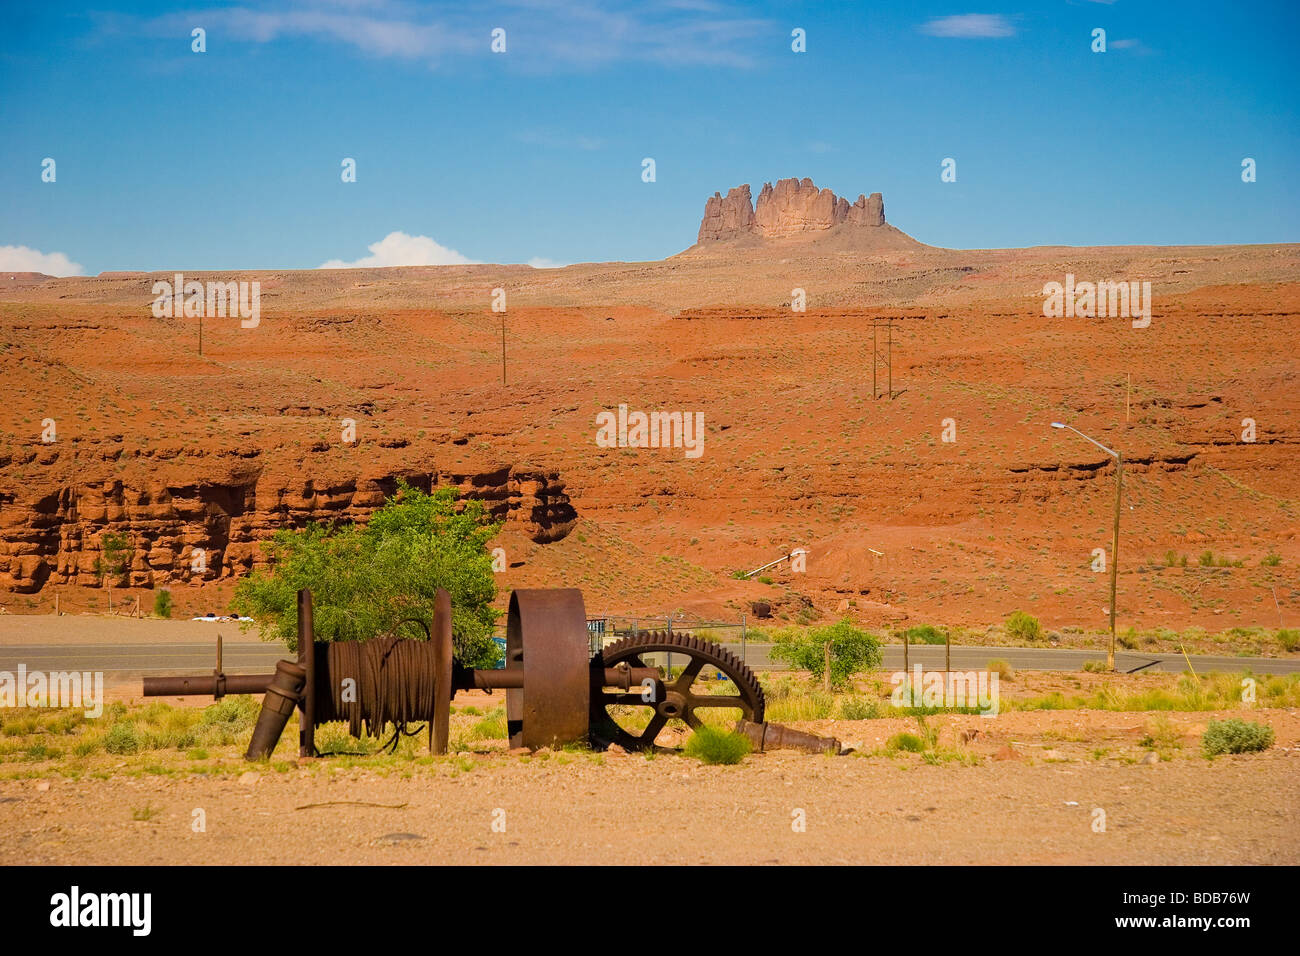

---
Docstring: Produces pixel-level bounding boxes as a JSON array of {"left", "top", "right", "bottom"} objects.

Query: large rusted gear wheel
[{"left": 591, "top": 631, "right": 765, "bottom": 752}]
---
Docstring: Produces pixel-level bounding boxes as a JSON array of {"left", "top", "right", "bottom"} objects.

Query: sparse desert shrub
[
  {"left": 988, "top": 659, "right": 1014, "bottom": 681},
  {"left": 1277, "top": 629, "right": 1299, "bottom": 653},
  {"left": 1202, "top": 718, "right": 1273, "bottom": 756},
  {"left": 838, "top": 697, "right": 879, "bottom": 720},
  {"left": 154, "top": 589, "right": 172, "bottom": 619},
  {"left": 886, "top": 732, "right": 926, "bottom": 753},
  {"left": 104, "top": 722, "right": 141, "bottom": 755},
  {"left": 684, "top": 726, "right": 751, "bottom": 765},
  {"left": 1004, "top": 610, "right": 1043, "bottom": 644},
  {"left": 1082, "top": 660, "right": 1109, "bottom": 673},
  {"left": 905, "top": 624, "right": 946, "bottom": 645},
  {"left": 1260, "top": 552, "right": 1281, "bottom": 567},
  {"left": 471, "top": 710, "right": 507, "bottom": 740}
]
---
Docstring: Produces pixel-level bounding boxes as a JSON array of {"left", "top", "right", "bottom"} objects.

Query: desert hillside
[{"left": 1, "top": 183, "right": 1297, "bottom": 642}]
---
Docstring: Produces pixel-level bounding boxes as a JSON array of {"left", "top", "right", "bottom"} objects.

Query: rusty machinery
[{"left": 143, "top": 586, "right": 842, "bottom": 759}]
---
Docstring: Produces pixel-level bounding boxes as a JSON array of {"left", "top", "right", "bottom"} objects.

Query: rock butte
[{"left": 697, "top": 177, "right": 885, "bottom": 242}]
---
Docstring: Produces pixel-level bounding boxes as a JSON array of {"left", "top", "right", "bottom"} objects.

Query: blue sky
[{"left": 2, "top": 0, "right": 1297, "bottom": 275}]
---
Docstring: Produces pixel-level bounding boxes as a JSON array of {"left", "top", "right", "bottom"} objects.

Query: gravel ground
[{"left": 2, "top": 726, "right": 1295, "bottom": 866}]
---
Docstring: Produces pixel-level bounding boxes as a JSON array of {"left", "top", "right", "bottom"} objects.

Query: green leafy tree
[
  {"left": 771, "top": 618, "right": 882, "bottom": 689},
  {"left": 95, "top": 531, "right": 132, "bottom": 587},
  {"left": 95, "top": 531, "right": 132, "bottom": 611},
  {"left": 233, "top": 483, "right": 502, "bottom": 667}
]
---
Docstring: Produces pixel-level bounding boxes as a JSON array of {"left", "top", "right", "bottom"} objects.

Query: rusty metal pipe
[
  {"left": 245, "top": 659, "right": 307, "bottom": 761},
  {"left": 143, "top": 674, "right": 275, "bottom": 697},
  {"left": 736, "top": 719, "right": 844, "bottom": 755},
  {"left": 466, "top": 666, "right": 659, "bottom": 691}
]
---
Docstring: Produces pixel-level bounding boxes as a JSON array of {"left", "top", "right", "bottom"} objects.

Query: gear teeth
[{"left": 597, "top": 629, "right": 766, "bottom": 734}]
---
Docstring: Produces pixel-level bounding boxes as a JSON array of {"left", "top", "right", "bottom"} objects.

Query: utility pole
[
  {"left": 872, "top": 318, "right": 896, "bottom": 400},
  {"left": 872, "top": 321, "right": 877, "bottom": 399},
  {"left": 1052, "top": 422, "right": 1124, "bottom": 671},
  {"left": 1109, "top": 453, "right": 1123, "bottom": 669},
  {"left": 887, "top": 318, "right": 893, "bottom": 400}
]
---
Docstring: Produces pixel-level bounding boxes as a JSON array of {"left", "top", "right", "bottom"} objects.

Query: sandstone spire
[{"left": 695, "top": 178, "right": 886, "bottom": 242}]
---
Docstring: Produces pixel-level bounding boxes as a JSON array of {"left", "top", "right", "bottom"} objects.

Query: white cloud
[
  {"left": 319, "top": 231, "right": 478, "bottom": 269},
  {"left": 919, "top": 14, "right": 1015, "bottom": 38},
  {"left": 133, "top": 1, "right": 772, "bottom": 69},
  {"left": 526, "top": 257, "right": 567, "bottom": 269},
  {"left": 0, "top": 245, "right": 84, "bottom": 276}
]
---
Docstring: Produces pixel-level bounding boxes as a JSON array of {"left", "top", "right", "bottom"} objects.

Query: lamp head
[{"left": 1050, "top": 422, "right": 1065, "bottom": 429}]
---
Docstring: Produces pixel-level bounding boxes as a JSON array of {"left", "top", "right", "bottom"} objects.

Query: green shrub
[
  {"left": 769, "top": 618, "right": 882, "bottom": 689},
  {"left": 905, "top": 624, "right": 946, "bottom": 645},
  {"left": 1261, "top": 552, "right": 1281, "bottom": 567},
  {"left": 104, "top": 722, "right": 141, "bottom": 755},
  {"left": 886, "top": 732, "right": 926, "bottom": 753},
  {"left": 1277, "top": 629, "right": 1299, "bottom": 653},
  {"left": 684, "top": 726, "right": 751, "bottom": 765},
  {"left": 154, "top": 589, "right": 172, "bottom": 619},
  {"left": 838, "top": 697, "right": 879, "bottom": 720},
  {"left": 1202, "top": 718, "right": 1274, "bottom": 756},
  {"left": 1004, "top": 610, "right": 1043, "bottom": 643}
]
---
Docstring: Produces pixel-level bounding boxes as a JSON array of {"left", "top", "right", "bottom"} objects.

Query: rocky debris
[{"left": 697, "top": 177, "right": 886, "bottom": 241}]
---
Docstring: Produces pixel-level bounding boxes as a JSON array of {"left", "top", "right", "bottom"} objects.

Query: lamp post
[{"left": 1051, "top": 422, "right": 1123, "bottom": 670}]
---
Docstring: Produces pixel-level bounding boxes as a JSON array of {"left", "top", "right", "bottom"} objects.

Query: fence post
[{"left": 741, "top": 612, "right": 747, "bottom": 665}]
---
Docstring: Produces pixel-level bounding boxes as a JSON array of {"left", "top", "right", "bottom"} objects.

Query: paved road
[
  {"left": 0, "top": 642, "right": 286, "bottom": 677},
  {"left": 730, "top": 643, "right": 1300, "bottom": 675},
  {"left": 2, "top": 641, "right": 1294, "bottom": 680}
]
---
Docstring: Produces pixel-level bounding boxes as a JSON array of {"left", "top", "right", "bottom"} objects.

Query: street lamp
[{"left": 1051, "top": 422, "right": 1124, "bottom": 671}]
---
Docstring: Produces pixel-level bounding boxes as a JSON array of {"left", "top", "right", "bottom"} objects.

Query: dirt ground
[{"left": 2, "top": 705, "right": 1295, "bottom": 866}]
